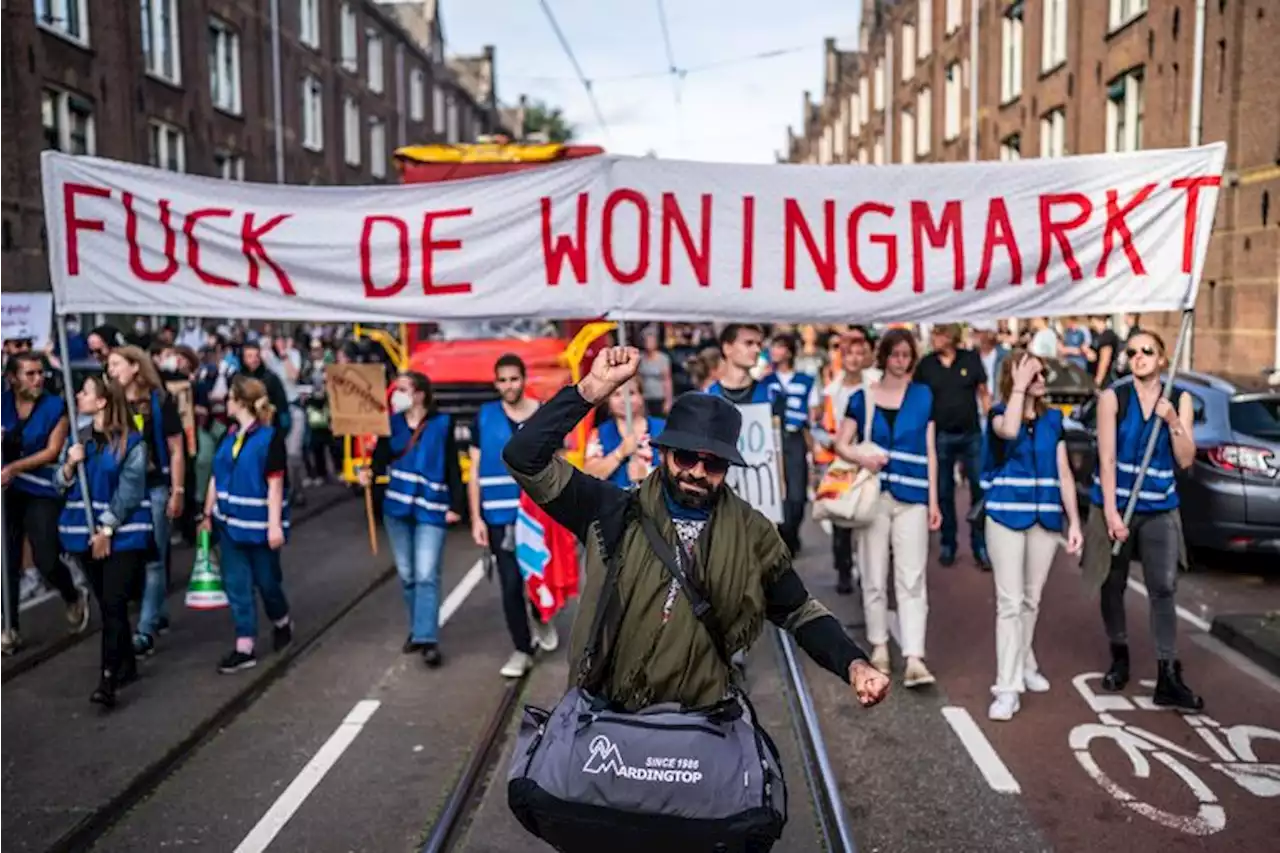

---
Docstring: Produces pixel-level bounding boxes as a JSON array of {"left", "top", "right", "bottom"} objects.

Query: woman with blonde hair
[
  {"left": 106, "top": 345, "right": 185, "bottom": 656},
  {"left": 979, "top": 350, "right": 1083, "bottom": 720},
  {"left": 200, "top": 375, "right": 292, "bottom": 673}
]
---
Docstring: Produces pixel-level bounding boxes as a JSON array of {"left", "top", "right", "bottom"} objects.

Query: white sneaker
[
  {"left": 532, "top": 619, "right": 559, "bottom": 652},
  {"left": 500, "top": 651, "right": 533, "bottom": 678},
  {"left": 1023, "top": 669, "right": 1051, "bottom": 693},
  {"left": 988, "top": 692, "right": 1021, "bottom": 721}
]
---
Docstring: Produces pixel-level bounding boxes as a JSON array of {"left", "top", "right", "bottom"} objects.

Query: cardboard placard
[{"left": 325, "top": 363, "right": 390, "bottom": 437}]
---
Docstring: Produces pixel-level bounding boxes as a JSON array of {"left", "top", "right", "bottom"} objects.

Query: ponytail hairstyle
[{"left": 230, "top": 375, "right": 275, "bottom": 426}]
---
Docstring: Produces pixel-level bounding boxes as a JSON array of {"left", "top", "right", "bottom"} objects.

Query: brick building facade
[
  {"left": 787, "top": 0, "right": 1279, "bottom": 374},
  {"left": 2, "top": 0, "right": 516, "bottom": 295}
]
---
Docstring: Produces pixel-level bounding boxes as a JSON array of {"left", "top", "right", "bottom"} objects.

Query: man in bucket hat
[{"left": 502, "top": 345, "right": 890, "bottom": 712}]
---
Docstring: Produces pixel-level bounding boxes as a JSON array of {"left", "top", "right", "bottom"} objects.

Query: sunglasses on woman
[
  {"left": 671, "top": 449, "right": 731, "bottom": 476},
  {"left": 1125, "top": 345, "right": 1157, "bottom": 359}
]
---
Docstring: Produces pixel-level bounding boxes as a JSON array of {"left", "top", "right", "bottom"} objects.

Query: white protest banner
[
  {"left": 1, "top": 293, "right": 53, "bottom": 347},
  {"left": 724, "top": 403, "right": 782, "bottom": 523},
  {"left": 42, "top": 144, "right": 1224, "bottom": 323}
]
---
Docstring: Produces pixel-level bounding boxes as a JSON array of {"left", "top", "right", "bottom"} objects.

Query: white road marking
[
  {"left": 1126, "top": 577, "right": 1212, "bottom": 632},
  {"left": 940, "top": 706, "right": 1022, "bottom": 794},
  {"left": 233, "top": 557, "right": 487, "bottom": 853}
]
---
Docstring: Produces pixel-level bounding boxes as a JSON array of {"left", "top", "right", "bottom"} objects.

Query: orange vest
[{"left": 813, "top": 392, "right": 840, "bottom": 466}]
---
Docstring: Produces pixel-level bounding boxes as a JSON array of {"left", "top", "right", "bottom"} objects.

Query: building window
[
  {"left": 901, "top": 23, "right": 916, "bottom": 81},
  {"left": 141, "top": 0, "right": 181, "bottom": 84},
  {"left": 446, "top": 93, "right": 459, "bottom": 143},
  {"left": 1000, "top": 2, "right": 1024, "bottom": 103},
  {"left": 302, "top": 75, "right": 323, "bottom": 151},
  {"left": 366, "top": 28, "right": 384, "bottom": 93},
  {"left": 858, "top": 76, "right": 870, "bottom": 124},
  {"left": 916, "top": 87, "right": 932, "bottom": 156},
  {"left": 370, "top": 118, "right": 387, "bottom": 178},
  {"left": 918, "top": 0, "right": 932, "bottom": 58},
  {"left": 849, "top": 92, "right": 862, "bottom": 133},
  {"left": 900, "top": 110, "right": 915, "bottom": 164},
  {"left": 944, "top": 62, "right": 961, "bottom": 141},
  {"left": 344, "top": 97, "right": 361, "bottom": 165},
  {"left": 299, "top": 0, "right": 321, "bottom": 49},
  {"left": 42, "top": 88, "right": 95, "bottom": 154},
  {"left": 873, "top": 134, "right": 885, "bottom": 165},
  {"left": 834, "top": 106, "right": 848, "bottom": 161},
  {"left": 1106, "top": 68, "right": 1144, "bottom": 153},
  {"left": 1039, "top": 107, "right": 1066, "bottom": 157},
  {"left": 873, "top": 58, "right": 885, "bottom": 110},
  {"left": 1108, "top": 0, "right": 1148, "bottom": 32},
  {"left": 410, "top": 68, "right": 426, "bottom": 121},
  {"left": 945, "top": 0, "right": 962, "bottom": 34},
  {"left": 148, "top": 120, "right": 185, "bottom": 172},
  {"left": 432, "top": 84, "right": 445, "bottom": 135},
  {"left": 1000, "top": 134, "right": 1021, "bottom": 161},
  {"left": 1042, "top": 0, "right": 1068, "bottom": 71},
  {"left": 214, "top": 151, "right": 245, "bottom": 180},
  {"left": 819, "top": 126, "right": 833, "bottom": 165},
  {"left": 35, "top": 0, "right": 89, "bottom": 45},
  {"left": 340, "top": 2, "right": 358, "bottom": 72},
  {"left": 209, "top": 19, "right": 242, "bottom": 115},
  {"left": 858, "top": 147, "right": 869, "bottom": 165}
]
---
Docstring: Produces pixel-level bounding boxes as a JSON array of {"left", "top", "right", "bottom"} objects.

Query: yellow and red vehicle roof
[{"left": 394, "top": 140, "right": 606, "bottom": 183}]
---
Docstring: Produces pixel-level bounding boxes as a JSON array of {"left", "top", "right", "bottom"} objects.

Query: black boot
[
  {"left": 1101, "top": 643, "right": 1129, "bottom": 692},
  {"left": 90, "top": 673, "right": 117, "bottom": 709},
  {"left": 1153, "top": 659, "right": 1204, "bottom": 711},
  {"left": 835, "top": 570, "right": 854, "bottom": 595}
]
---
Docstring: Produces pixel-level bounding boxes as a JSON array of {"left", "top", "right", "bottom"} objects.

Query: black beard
[{"left": 661, "top": 464, "right": 721, "bottom": 510}]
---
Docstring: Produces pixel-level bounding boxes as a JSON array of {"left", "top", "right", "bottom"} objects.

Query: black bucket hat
[{"left": 651, "top": 391, "right": 746, "bottom": 467}]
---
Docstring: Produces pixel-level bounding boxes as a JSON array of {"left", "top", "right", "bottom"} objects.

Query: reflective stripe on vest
[
  {"left": 382, "top": 412, "right": 452, "bottom": 525},
  {"left": 768, "top": 373, "right": 814, "bottom": 432},
  {"left": 212, "top": 423, "right": 292, "bottom": 545},
  {"left": 476, "top": 401, "right": 520, "bottom": 525},
  {"left": 979, "top": 407, "right": 1065, "bottom": 532},
  {"left": 1089, "top": 385, "right": 1180, "bottom": 514},
  {"left": 2, "top": 390, "right": 65, "bottom": 498},
  {"left": 57, "top": 433, "right": 154, "bottom": 553},
  {"left": 848, "top": 383, "right": 933, "bottom": 505}
]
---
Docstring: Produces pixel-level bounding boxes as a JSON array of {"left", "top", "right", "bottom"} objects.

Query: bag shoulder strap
[
  {"left": 576, "top": 493, "right": 635, "bottom": 690},
  {"left": 862, "top": 379, "right": 876, "bottom": 444},
  {"left": 638, "top": 513, "right": 733, "bottom": 670}
]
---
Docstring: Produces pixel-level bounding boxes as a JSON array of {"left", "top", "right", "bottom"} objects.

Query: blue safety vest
[
  {"left": 212, "top": 423, "right": 292, "bottom": 546},
  {"left": 761, "top": 372, "right": 814, "bottom": 433},
  {"left": 706, "top": 380, "right": 777, "bottom": 406},
  {"left": 1089, "top": 385, "right": 1180, "bottom": 514},
  {"left": 846, "top": 383, "right": 933, "bottom": 505},
  {"left": 596, "top": 416, "right": 666, "bottom": 487},
  {"left": 58, "top": 432, "right": 153, "bottom": 553},
  {"left": 2, "top": 390, "right": 66, "bottom": 498},
  {"left": 979, "top": 405, "right": 1065, "bottom": 532},
  {"left": 476, "top": 400, "right": 521, "bottom": 526},
  {"left": 383, "top": 412, "right": 452, "bottom": 526}
]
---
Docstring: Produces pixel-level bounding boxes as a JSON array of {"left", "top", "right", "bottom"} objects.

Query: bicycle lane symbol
[{"left": 1068, "top": 672, "right": 1280, "bottom": 837}]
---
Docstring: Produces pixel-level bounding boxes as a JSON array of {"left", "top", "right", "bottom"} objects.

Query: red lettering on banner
[
  {"left": 422, "top": 208, "right": 473, "bottom": 296},
  {"left": 1097, "top": 184, "right": 1156, "bottom": 279},
  {"left": 846, "top": 202, "right": 897, "bottom": 292},
  {"left": 1036, "top": 193, "right": 1092, "bottom": 284},
  {"left": 1172, "top": 176, "right": 1222, "bottom": 274},
  {"left": 741, "top": 196, "right": 756, "bottom": 290},
  {"left": 784, "top": 199, "right": 835, "bottom": 291},
  {"left": 976, "top": 198, "right": 1021, "bottom": 290},
  {"left": 123, "top": 192, "right": 179, "bottom": 283},
  {"left": 602, "top": 189, "right": 650, "bottom": 284},
  {"left": 63, "top": 183, "right": 110, "bottom": 276},
  {"left": 910, "top": 200, "right": 965, "bottom": 292},
  {"left": 660, "top": 193, "right": 711, "bottom": 286},
  {"left": 240, "top": 213, "right": 294, "bottom": 295},
  {"left": 361, "top": 215, "right": 410, "bottom": 297},
  {"left": 183, "top": 208, "right": 236, "bottom": 288},
  {"left": 542, "top": 194, "right": 589, "bottom": 285}
]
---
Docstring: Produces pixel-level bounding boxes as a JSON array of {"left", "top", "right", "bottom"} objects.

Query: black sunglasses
[
  {"left": 671, "top": 449, "right": 731, "bottom": 476},
  {"left": 1125, "top": 345, "right": 1157, "bottom": 359}
]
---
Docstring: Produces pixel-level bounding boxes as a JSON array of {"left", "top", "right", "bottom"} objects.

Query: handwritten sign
[
  {"left": 1, "top": 294, "right": 52, "bottom": 348},
  {"left": 724, "top": 403, "right": 782, "bottom": 523},
  {"left": 325, "top": 363, "right": 390, "bottom": 437}
]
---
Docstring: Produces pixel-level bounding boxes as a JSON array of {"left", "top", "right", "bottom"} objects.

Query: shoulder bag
[{"left": 812, "top": 380, "right": 883, "bottom": 529}]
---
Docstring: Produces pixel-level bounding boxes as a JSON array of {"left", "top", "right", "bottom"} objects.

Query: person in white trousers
[
  {"left": 835, "top": 329, "right": 942, "bottom": 687},
  {"left": 980, "top": 351, "right": 1083, "bottom": 721}
]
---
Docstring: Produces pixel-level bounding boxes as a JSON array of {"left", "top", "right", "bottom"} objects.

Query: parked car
[
  {"left": 1039, "top": 357, "right": 1097, "bottom": 414},
  {"left": 1062, "top": 371, "right": 1280, "bottom": 556}
]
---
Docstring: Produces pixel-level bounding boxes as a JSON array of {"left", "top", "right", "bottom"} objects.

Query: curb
[
  {"left": 1210, "top": 614, "right": 1280, "bottom": 679},
  {"left": 49, "top": 558, "right": 397, "bottom": 853}
]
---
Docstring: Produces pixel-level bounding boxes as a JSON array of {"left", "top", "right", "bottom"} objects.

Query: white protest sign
[
  {"left": 1, "top": 293, "right": 53, "bottom": 347},
  {"left": 724, "top": 403, "right": 782, "bottom": 523}
]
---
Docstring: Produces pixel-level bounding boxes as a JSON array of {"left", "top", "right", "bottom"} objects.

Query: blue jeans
[
  {"left": 936, "top": 430, "right": 986, "bottom": 554},
  {"left": 218, "top": 530, "right": 290, "bottom": 642},
  {"left": 137, "top": 483, "right": 171, "bottom": 637},
  {"left": 383, "top": 515, "right": 446, "bottom": 644}
]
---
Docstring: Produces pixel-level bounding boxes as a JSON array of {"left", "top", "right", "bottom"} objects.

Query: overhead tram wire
[
  {"left": 537, "top": 0, "right": 611, "bottom": 145},
  {"left": 655, "top": 0, "right": 682, "bottom": 106}
]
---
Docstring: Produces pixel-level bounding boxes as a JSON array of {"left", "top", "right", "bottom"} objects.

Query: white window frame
[
  {"left": 302, "top": 75, "right": 324, "bottom": 151},
  {"left": 1106, "top": 68, "right": 1144, "bottom": 153},
  {"left": 148, "top": 119, "right": 185, "bottom": 172},
  {"left": 344, "top": 96, "right": 361, "bottom": 166},
  {"left": 900, "top": 23, "right": 916, "bottom": 81},
  {"left": 849, "top": 91, "right": 862, "bottom": 134},
  {"left": 340, "top": 2, "right": 358, "bottom": 72},
  {"left": 873, "top": 59, "right": 885, "bottom": 110},
  {"left": 299, "top": 0, "right": 321, "bottom": 49},
  {"left": 858, "top": 147, "right": 869, "bottom": 165},
  {"left": 1000, "top": 134, "right": 1021, "bottom": 162},
  {"left": 432, "top": 84, "right": 446, "bottom": 135},
  {"left": 366, "top": 27, "right": 384, "bottom": 93},
  {"left": 1039, "top": 107, "right": 1066, "bottom": 157},
  {"left": 873, "top": 135, "right": 885, "bottom": 165},
  {"left": 214, "top": 151, "right": 245, "bottom": 180},
  {"left": 409, "top": 68, "right": 426, "bottom": 121},
  {"left": 899, "top": 109, "right": 916, "bottom": 164},
  {"left": 1041, "top": 0, "right": 1068, "bottom": 72},
  {"left": 370, "top": 118, "right": 387, "bottom": 178},
  {"left": 209, "top": 18, "right": 242, "bottom": 116},
  {"left": 142, "top": 0, "right": 182, "bottom": 85},
  {"left": 858, "top": 76, "right": 870, "bottom": 124},
  {"left": 916, "top": 87, "right": 932, "bottom": 156},
  {"left": 446, "top": 92, "right": 459, "bottom": 143},
  {"left": 42, "top": 87, "right": 96, "bottom": 155},
  {"left": 944, "top": 62, "right": 961, "bottom": 141},
  {"left": 35, "top": 0, "right": 90, "bottom": 46},
  {"left": 819, "top": 125, "right": 833, "bottom": 165},
  {"left": 945, "top": 0, "right": 962, "bottom": 34},
  {"left": 834, "top": 103, "right": 848, "bottom": 160},
  {"left": 1000, "top": 3, "right": 1024, "bottom": 103},
  {"left": 918, "top": 0, "right": 932, "bottom": 59},
  {"left": 1108, "top": 0, "right": 1148, "bottom": 33}
]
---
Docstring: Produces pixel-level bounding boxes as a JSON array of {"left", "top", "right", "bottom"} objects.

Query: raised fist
[{"left": 580, "top": 346, "right": 642, "bottom": 405}]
